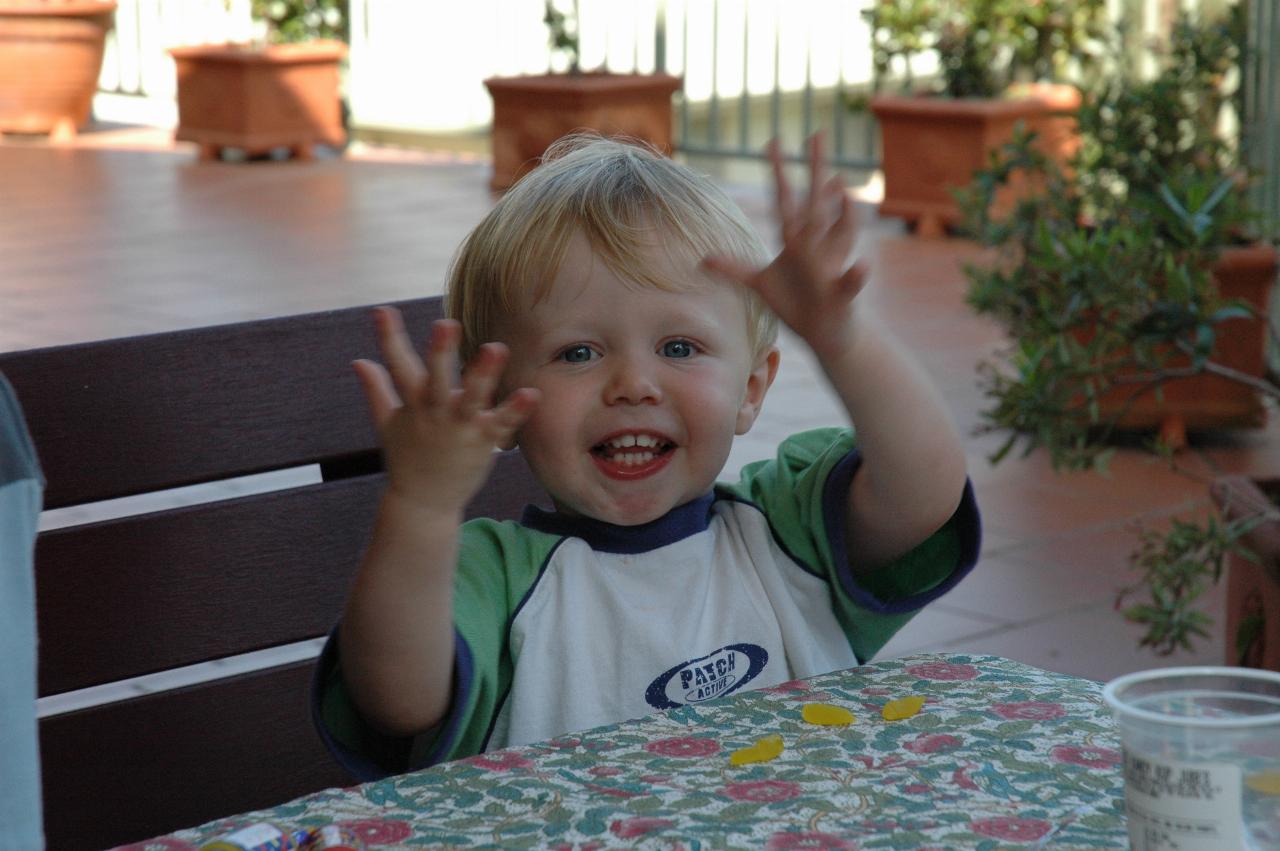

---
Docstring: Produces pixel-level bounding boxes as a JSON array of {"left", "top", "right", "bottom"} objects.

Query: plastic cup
[{"left": 1103, "top": 666, "right": 1280, "bottom": 850}]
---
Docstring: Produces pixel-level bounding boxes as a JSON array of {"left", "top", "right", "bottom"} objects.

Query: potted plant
[
  {"left": 863, "top": 0, "right": 1107, "bottom": 236},
  {"left": 960, "top": 4, "right": 1279, "bottom": 669},
  {"left": 1211, "top": 477, "right": 1280, "bottom": 670},
  {"left": 961, "top": 4, "right": 1275, "bottom": 447},
  {"left": 483, "top": 0, "right": 681, "bottom": 190},
  {"left": 169, "top": 0, "right": 347, "bottom": 161},
  {"left": 0, "top": 0, "right": 116, "bottom": 141}
]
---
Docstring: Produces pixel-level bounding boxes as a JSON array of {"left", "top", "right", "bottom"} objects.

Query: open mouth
[{"left": 591, "top": 432, "right": 676, "bottom": 479}]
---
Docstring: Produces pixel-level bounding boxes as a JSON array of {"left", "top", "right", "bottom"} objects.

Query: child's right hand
[{"left": 353, "top": 307, "right": 540, "bottom": 514}]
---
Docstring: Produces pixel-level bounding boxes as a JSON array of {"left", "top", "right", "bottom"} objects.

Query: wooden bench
[{"left": 0, "top": 297, "right": 549, "bottom": 850}]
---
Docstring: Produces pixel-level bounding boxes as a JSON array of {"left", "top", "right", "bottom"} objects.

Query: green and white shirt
[{"left": 314, "top": 427, "right": 981, "bottom": 779}]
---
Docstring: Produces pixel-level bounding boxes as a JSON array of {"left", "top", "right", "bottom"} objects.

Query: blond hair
[{"left": 445, "top": 133, "right": 777, "bottom": 362}]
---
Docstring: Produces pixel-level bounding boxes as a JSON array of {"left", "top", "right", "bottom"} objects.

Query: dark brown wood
[
  {"left": 36, "top": 449, "right": 546, "bottom": 696},
  {"left": 10, "top": 298, "right": 551, "bottom": 850},
  {"left": 39, "top": 661, "right": 350, "bottom": 851},
  {"left": 0, "top": 297, "right": 443, "bottom": 509}
]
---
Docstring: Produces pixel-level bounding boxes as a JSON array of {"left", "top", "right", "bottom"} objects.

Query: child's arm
[
  {"left": 703, "top": 135, "right": 967, "bottom": 573},
  {"left": 338, "top": 307, "right": 538, "bottom": 736}
]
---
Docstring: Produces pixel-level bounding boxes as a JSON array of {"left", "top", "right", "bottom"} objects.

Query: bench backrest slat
[
  {"left": 36, "top": 449, "right": 543, "bottom": 697},
  {"left": 0, "top": 297, "right": 551, "bottom": 850},
  {"left": 38, "top": 662, "right": 350, "bottom": 851},
  {"left": 2, "top": 299, "right": 442, "bottom": 509}
]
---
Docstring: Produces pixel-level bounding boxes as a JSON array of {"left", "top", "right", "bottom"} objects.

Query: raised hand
[
  {"left": 353, "top": 307, "right": 539, "bottom": 513},
  {"left": 702, "top": 133, "right": 866, "bottom": 360}
]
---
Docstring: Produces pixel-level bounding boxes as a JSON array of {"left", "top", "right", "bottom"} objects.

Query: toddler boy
[{"left": 314, "top": 134, "right": 979, "bottom": 778}]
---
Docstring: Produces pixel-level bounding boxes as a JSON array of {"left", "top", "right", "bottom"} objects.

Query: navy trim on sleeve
[
  {"left": 310, "top": 625, "right": 475, "bottom": 779},
  {"left": 415, "top": 627, "right": 475, "bottom": 768},
  {"left": 310, "top": 626, "right": 399, "bottom": 782},
  {"left": 823, "top": 451, "right": 981, "bottom": 614}
]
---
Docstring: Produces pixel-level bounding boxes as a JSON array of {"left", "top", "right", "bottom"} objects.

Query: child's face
[{"left": 495, "top": 231, "right": 778, "bottom": 526}]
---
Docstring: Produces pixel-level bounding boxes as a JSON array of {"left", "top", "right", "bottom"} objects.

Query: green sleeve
[
  {"left": 413, "top": 518, "right": 560, "bottom": 766},
  {"left": 312, "top": 518, "right": 559, "bottom": 778},
  {"left": 719, "top": 427, "right": 980, "bottom": 662}
]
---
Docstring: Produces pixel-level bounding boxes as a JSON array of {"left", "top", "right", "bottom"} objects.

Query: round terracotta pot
[{"left": 0, "top": 1, "right": 117, "bottom": 137}]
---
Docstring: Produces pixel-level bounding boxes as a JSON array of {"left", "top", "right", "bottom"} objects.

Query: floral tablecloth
[{"left": 129, "top": 654, "right": 1127, "bottom": 850}]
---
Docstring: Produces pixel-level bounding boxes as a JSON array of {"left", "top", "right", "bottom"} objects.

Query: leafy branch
[{"left": 958, "top": 4, "right": 1278, "bottom": 658}]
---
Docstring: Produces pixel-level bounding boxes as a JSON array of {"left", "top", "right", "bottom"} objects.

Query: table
[{"left": 135, "top": 654, "right": 1128, "bottom": 849}]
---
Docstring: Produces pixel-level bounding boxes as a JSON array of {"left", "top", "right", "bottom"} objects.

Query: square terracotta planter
[
  {"left": 870, "top": 83, "right": 1081, "bottom": 237},
  {"left": 1092, "top": 242, "right": 1278, "bottom": 439},
  {"left": 170, "top": 40, "right": 346, "bottom": 161},
  {"left": 0, "top": 1, "right": 116, "bottom": 140},
  {"left": 1211, "top": 475, "right": 1280, "bottom": 671},
  {"left": 484, "top": 71, "right": 681, "bottom": 191}
]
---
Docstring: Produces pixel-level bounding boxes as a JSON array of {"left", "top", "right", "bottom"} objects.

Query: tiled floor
[{"left": 5, "top": 119, "right": 1277, "bottom": 702}]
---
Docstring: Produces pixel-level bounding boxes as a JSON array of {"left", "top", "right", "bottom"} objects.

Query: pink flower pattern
[
  {"left": 971, "top": 816, "right": 1053, "bottom": 841},
  {"left": 464, "top": 751, "right": 534, "bottom": 771},
  {"left": 765, "top": 831, "right": 859, "bottom": 849},
  {"left": 610, "top": 817, "right": 675, "bottom": 838},
  {"left": 906, "top": 662, "right": 980, "bottom": 681},
  {"left": 338, "top": 819, "right": 414, "bottom": 845},
  {"left": 1051, "top": 745, "right": 1121, "bottom": 768},
  {"left": 723, "top": 780, "right": 804, "bottom": 803},
  {"left": 904, "top": 733, "right": 963, "bottom": 754},
  {"left": 992, "top": 701, "right": 1067, "bottom": 720},
  {"left": 644, "top": 736, "right": 721, "bottom": 758},
  {"left": 588, "top": 765, "right": 623, "bottom": 776}
]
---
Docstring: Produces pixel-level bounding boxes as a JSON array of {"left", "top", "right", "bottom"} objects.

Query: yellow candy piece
[
  {"left": 801, "top": 702, "right": 855, "bottom": 726},
  {"left": 881, "top": 695, "right": 926, "bottom": 721},
  {"left": 1246, "top": 772, "right": 1280, "bottom": 796},
  {"left": 729, "top": 733, "right": 784, "bottom": 765}
]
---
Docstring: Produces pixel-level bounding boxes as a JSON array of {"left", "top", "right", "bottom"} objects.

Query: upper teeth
[{"left": 606, "top": 434, "right": 660, "bottom": 449}]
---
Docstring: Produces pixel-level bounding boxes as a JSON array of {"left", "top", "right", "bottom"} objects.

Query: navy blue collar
[{"left": 521, "top": 492, "right": 716, "bottom": 554}]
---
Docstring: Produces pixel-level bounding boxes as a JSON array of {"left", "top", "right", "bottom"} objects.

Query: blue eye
[
  {"left": 662, "top": 340, "right": 695, "bottom": 358},
  {"left": 559, "top": 345, "right": 595, "bottom": 363}
]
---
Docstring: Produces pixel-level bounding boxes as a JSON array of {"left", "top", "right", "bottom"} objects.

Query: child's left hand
[{"left": 702, "top": 133, "right": 865, "bottom": 361}]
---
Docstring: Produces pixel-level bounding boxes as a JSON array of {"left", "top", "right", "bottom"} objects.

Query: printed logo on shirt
[{"left": 643, "top": 643, "right": 769, "bottom": 710}]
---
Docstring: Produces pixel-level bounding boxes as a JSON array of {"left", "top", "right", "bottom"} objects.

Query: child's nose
[{"left": 603, "top": 355, "right": 662, "bottom": 405}]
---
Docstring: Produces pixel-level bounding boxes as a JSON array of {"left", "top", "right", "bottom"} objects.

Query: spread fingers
[
  {"left": 374, "top": 306, "right": 428, "bottom": 398},
  {"left": 424, "top": 319, "right": 463, "bottom": 407},
  {"left": 458, "top": 342, "right": 508, "bottom": 418}
]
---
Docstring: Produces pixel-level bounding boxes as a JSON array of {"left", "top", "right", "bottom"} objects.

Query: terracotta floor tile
[
  {"left": 872, "top": 606, "right": 1005, "bottom": 661},
  {"left": 935, "top": 593, "right": 1227, "bottom": 683},
  {"left": 973, "top": 474, "right": 1144, "bottom": 542},
  {"left": 931, "top": 554, "right": 1126, "bottom": 626},
  {"left": 1044, "top": 450, "right": 1217, "bottom": 516}
]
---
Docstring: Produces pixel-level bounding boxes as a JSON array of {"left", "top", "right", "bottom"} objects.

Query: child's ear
[{"left": 735, "top": 346, "right": 781, "bottom": 435}]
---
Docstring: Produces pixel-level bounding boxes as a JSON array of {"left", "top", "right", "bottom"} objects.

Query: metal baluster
[
  {"left": 709, "top": 0, "right": 720, "bottom": 149},
  {"left": 738, "top": 3, "right": 750, "bottom": 154}
]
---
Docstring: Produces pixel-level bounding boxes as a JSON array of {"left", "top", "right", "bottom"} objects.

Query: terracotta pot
[
  {"left": 484, "top": 71, "right": 682, "bottom": 191},
  {"left": 870, "top": 83, "right": 1080, "bottom": 237},
  {"left": 0, "top": 1, "right": 116, "bottom": 139},
  {"left": 1210, "top": 475, "right": 1280, "bottom": 671},
  {"left": 169, "top": 40, "right": 347, "bottom": 161},
  {"left": 1090, "top": 242, "right": 1277, "bottom": 439}
]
